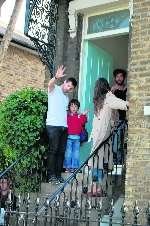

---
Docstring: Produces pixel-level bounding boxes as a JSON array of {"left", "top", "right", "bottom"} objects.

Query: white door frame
[
  {"left": 84, "top": 27, "right": 129, "bottom": 40},
  {"left": 78, "top": 8, "right": 129, "bottom": 106}
]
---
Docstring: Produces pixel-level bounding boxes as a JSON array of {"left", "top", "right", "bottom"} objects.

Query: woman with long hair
[
  {"left": 88, "top": 78, "right": 128, "bottom": 196},
  {"left": 91, "top": 77, "right": 128, "bottom": 170}
]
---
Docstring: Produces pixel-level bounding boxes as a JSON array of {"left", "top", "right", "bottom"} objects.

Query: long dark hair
[{"left": 93, "top": 78, "right": 110, "bottom": 115}]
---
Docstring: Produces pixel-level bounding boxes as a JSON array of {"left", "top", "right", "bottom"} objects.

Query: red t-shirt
[{"left": 67, "top": 113, "right": 87, "bottom": 135}]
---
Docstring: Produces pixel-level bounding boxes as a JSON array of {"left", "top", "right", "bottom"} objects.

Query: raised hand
[
  {"left": 83, "top": 109, "right": 90, "bottom": 115},
  {"left": 55, "top": 65, "right": 66, "bottom": 79}
]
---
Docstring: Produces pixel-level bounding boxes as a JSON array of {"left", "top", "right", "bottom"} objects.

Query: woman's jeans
[
  {"left": 46, "top": 125, "right": 68, "bottom": 178},
  {"left": 64, "top": 138, "right": 80, "bottom": 169}
]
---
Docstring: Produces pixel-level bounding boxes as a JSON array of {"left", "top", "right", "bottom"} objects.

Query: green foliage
[{"left": 0, "top": 88, "right": 48, "bottom": 192}]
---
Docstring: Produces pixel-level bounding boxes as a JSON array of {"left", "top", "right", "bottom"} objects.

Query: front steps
[{"left": 4, "top": 166, "right": 125, "bottom": 226}]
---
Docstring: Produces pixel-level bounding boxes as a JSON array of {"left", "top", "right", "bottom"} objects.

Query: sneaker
[
  {"left": 65, "top": 169, "right": 70, "bottom": 173},
  {"left": 57, "top": 176, "right": 65, "bottom": 183},
  {"left": 48, "top": 175, "right": 58, "bottom": 183}
]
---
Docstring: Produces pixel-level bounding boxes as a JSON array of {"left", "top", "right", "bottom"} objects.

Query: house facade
[{"left": 0, "top": 0, "right": 149, "bottom": 210}]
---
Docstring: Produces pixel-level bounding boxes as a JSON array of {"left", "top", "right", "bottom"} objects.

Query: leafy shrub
[{"left": 0, "top": 88, "right": 48, "bottom": 192}]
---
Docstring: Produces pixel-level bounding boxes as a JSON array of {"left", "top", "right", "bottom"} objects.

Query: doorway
[{"left": 79, "top": 34, "right": 129, "bottom": 164}]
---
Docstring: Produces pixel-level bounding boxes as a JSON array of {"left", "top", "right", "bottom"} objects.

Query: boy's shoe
[
  {"left": 48, "top": 175, "right": 58, "bottom": 183},
  {"left": 57, "top": 176, "right": 65, "bottom": 183},
  {"left": 65, "top": 169, "right": 70, "bottom": 173}
]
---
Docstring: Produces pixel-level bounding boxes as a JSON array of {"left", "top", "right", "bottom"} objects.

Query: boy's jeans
[{"left": 64, "top": 138, "right": 80, "bottom": 169}]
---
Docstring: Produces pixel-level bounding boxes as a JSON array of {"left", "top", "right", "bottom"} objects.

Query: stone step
[{"left": 16, "top": 164, "right": 123, "bottom": 212}]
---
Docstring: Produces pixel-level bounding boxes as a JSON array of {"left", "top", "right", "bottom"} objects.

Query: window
[{"left": 87, "top": 10, "right": 129, "bottom": 34}]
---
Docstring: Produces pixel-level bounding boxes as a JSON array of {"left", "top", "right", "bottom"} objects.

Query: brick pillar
[{"left": 125, "top": 0, "right": 150, "bottom": 216}]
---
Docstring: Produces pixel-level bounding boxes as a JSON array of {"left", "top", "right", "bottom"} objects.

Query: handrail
[
  {"left": 0, "top": 145, "right": 35, "bottom": 179},
  {"left": 37, "top": 120, "right": 127, "bottom": 214}
]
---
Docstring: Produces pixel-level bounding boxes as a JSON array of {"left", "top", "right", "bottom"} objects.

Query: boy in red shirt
[{"left": 64, "top": 99, "right": 88, "bottom": 172}]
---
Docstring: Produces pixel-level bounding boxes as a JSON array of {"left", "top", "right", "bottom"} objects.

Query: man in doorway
[
  {"left": 111, "top": 69, "right": 127, "bottom": 164},
  {"left": 111, "top": 68, "right": 127, "bottom": 120},
  {"left": 46, "top": 65, "right": 77, "bottom": 184}
]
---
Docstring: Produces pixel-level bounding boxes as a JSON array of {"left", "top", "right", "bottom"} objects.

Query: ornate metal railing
[
  {"left": 1, "top": 120, "right": 140, "bottom": 226},
  {"left": 2, "top": 198, "right": 150, "bottom": 226},
  {"left": 24, "top": 0, "right": 59, "bottom": 77},
  {"left": 0, "top": 141, "right": 47, "bottom": 221}
]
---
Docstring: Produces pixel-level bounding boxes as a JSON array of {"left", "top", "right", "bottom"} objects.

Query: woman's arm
[{"left": 106, "top": 92, "right": 129, "bottom": 110}]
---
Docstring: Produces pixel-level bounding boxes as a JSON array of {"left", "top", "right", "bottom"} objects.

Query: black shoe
[
  {"left": 57, "top": 176, "right": 65, "bottom": 183},
  {"left": 48, "top": 175, "right": 58, "bottom": 183}
]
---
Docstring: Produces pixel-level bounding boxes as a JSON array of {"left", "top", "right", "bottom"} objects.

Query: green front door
[{"left": 79, "top": 40, "right": 113, "bottom": 164}]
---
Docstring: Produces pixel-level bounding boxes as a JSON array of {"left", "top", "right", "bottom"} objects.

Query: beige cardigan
[{"left": 91, "top": 91, "right": 128, "bottom": 151}]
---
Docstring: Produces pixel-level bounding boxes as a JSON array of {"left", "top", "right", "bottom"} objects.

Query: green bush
[{"left": 0, "top": 88, "right": 48, "bottom": 192}]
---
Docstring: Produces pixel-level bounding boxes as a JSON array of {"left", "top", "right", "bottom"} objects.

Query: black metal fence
[
  {"left": 1, "top": 195, "right": 150, "bottom": 226},
  {"left": 2, "top": 121, "right": 149, "bottom": 226}
]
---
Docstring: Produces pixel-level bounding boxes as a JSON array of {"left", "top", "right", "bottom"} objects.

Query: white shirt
[{"left": 46, "top": 85, "right": 69, "bottom": 127}]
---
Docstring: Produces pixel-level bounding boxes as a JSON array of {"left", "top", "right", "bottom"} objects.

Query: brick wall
[
  {"left": 0, "top": 45, "right": 45, "bottom": 100},
  {"left": 125, "top": 0, "right": 150, "bottom": 213}
]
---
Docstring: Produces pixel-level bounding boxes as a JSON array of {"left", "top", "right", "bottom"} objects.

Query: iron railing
[
  {"left": 0, "top": 120, "right": 140, "bottom": 226},
  {"left": 24, "top": 0, "right": 59, "bottom": 77}
]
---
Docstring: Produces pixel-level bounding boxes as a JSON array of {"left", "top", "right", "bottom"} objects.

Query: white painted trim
[
  {"left": 84, "top": 28, "right": 129, "bottom": 40},
  {"left": 68, "top": 0, "right": 128, "bottom": 37},
  {"left": 78, "top": 40, "right": 86, "bottom": 110},
  {"left": 69, "top": 0, "right": 120, "bottom": 12},
  {"left": 78, "top": 14, "right": 88, "bottom": 107}
]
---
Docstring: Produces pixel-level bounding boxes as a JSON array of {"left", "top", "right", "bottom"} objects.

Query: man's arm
[{"left": 48, "top": 65, "right": 66, "bottom": 92}]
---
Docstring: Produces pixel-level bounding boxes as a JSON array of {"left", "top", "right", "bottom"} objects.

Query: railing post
[
  {"left": 32, "top": 197, "right": 40, "bottom": 226},
  {"left": 15, "top": 194, "right": 21, "bottom": 226},
  {"left": 121, "top": 202, "right": 127, "bottom": 226},
  {"left": 109, "top": 199, "right": 114, "bottom": 226},
  {"left": 73, "top": 198, "right": 80, "bottom": 226},
  {"left": 97, "top": 198, "right": 102, "bottom": 226},
  {"left": 4, "top": 190, "right": 13, "bottom": 226},
  {"left": 85, "top": 199, "right": 91, "bottom": 226},
  {"left": 44, "top": 198, "right": 49, "bottom": 226},
  {"left": 133, "top": 201, "right": 139, "bottom": 226},
  {"left": 63, "top": 197, "right": 71, "bottom": 226},
  {"left": 54, "top": 195, "right": 60, "bottom": 226},
  {"left": 146, "top": 202, "right": 150, "bottom": 226},
  {"left": 25, "top": 193, "right": 30, "bottom": 226}
]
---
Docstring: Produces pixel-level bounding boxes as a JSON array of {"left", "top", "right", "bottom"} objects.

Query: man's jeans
[
  {"left": 112, "top": 120, "right": 125, "bottom": 164},
  {"left": 64, "top": 138, "right": 80, "bottom": 169},
  {"left": 46, "top": 125, "right": 68, "bottom": 178}
]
